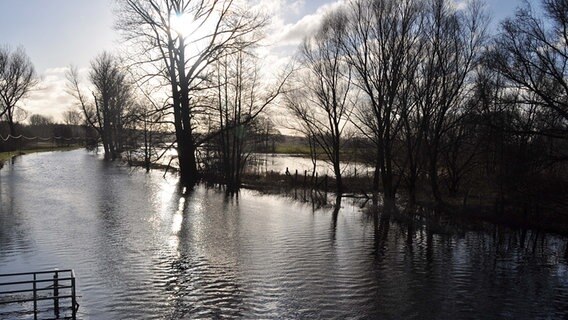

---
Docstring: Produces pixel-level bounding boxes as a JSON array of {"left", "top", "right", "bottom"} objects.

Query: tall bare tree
[
  {"left": 287, "top": 12, "right": 353, "bottom": 193},
  {"left": 116, "top": 0, "right": 266, "bottom": 187},
  {"left": 210, "top": 47, "right": 285, "bottom": 192},
  {"left": 341, "top": 0, "right": 424, "bottom": 205},
  {"left": 0, "top": 46, "right": 38, "bottom": 139},
  {"left": 414, "top": 0, "right": 488, "bottom": 204},
  {"left": 67, "top": 52, "right": 133, "bottom": 160}
]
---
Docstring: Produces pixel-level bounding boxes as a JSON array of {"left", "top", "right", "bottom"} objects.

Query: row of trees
[
  {"left": 66, "top": 0, "right": 567, "bottom": 206},
  {"left": 4, "top": 0, "right": 566, "bottom": 207},
  {"left": 286, "top": 0, "right": 567, "bottom": 208},
  {"left": 287, "top": 0, "right": 487, "bottom": 205},
  {"left": 62, "top": 0, "right": 287, "bottom": 190},
  {"left": 0, "top": 46, "right": 89, "bottom": 151}
]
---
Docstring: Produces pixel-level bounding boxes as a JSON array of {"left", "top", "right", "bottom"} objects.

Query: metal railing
[{"left": 0, "top": 269, "right": 79, "bottom": 319}]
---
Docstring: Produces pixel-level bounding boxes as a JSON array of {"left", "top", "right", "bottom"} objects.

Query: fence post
[
  {"left": 324, "top": 175, "right": 328, "bottom": 205},
  {"left": 315, "top": 172, "right": 318, "bottom": 188},
  {"left": 33, "top": 273, "right": 37, "bottom": 320},
  {"left": 53, "top": 270, "right": 59, "bottom": 318}
]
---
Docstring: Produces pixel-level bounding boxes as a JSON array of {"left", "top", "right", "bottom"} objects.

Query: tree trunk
[{"left": 429, "top": 151, "right": 443, "bottom": 205}]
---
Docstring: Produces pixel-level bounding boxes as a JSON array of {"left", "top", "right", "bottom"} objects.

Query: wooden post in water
[
  {"left": 303, "top": 170, "right": 307, "bottom": 200},
  {"left": 315, "top": 172, "right": 318, "bottom": 189},
  {"left": 294, "top": 169, "right": 298, "bottom": 200},
  {"left": 324, "top": 175, "right": 328, "bottom": 204},
  {"left": 53, "top": 271, "right": 59, "bottom": 318}
]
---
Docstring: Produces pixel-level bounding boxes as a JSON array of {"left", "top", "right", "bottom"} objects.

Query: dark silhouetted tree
[
  {"left": 67, "top": 52, "right": 133, "bottom": 160},
  {"left": 286, "top": 12, "right": 353, "bottom": 194},
  {"left": 116, "top": 0, "right": 267, "bottom": 187},
  {"left": 0, "top": 46, "right": 38, "bottom": 139}
]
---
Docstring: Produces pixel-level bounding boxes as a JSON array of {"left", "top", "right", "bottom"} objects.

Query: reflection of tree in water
[
  {"left": 0, "top": 164, "right": 33, "bottom": 265},
  {"left": 357, "top": 197, "right": 568, "bottom": 318},
  {"left": 330, "top": 195, "right": 341, "bottom": 243}
]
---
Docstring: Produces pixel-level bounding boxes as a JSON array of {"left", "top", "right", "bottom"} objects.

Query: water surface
[{"left": 0, "top": 150, "right": 567, "bottom": 319}]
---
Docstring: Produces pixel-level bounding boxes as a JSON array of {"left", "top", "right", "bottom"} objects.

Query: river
[{"left": 0, "top": 149, "right": 567, "bottom": 319}]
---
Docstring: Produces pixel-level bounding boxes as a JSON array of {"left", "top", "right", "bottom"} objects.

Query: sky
[{"left": 0, "top": 0, "right": 527, "bottom": 122}]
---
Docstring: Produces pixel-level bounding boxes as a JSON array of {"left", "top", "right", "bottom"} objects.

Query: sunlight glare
[
  {"left": 171, "top": 197, "right": 185, "bottom": 234},
  {"left": 170, "top": 11, "right": 221, "bottom": 56},
  {"left": 171, "top": 13, "right": 195, "bottom": 37}
]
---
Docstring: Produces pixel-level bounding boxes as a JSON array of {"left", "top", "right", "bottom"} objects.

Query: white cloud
[
  {"left": 289, "top": 0, "right": 305, "bottom": 15},
  {"left": 264, "top": 0, "right": 344, "bottom": 48},
  {"left": 21, "top": 67, "right": 81, "bottom": 123}
]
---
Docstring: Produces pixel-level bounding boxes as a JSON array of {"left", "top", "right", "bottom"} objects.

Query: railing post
[
  {"left": 71, "top": 273, "right": 77, "bottom": 320},
  {"left": 33, "top": 273, "right": 37, "bottom": 320},
  {"left": 53, "top": 270, "right": 59, "bottom": 318}
]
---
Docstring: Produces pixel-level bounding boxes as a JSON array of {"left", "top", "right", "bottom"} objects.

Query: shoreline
[{"left": 0, "top": 146, "right": 83, "bottom": 169}]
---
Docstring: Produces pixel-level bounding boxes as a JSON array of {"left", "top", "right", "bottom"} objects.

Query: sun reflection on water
[{"left": 172, "top": 197, "right": 185, "bottom": 234}]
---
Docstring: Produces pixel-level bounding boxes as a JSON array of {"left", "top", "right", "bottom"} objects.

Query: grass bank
[{"left": 0, "top": 146, "right": 82, "bottom": 167}]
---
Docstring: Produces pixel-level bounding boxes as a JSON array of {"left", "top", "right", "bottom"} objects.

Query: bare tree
[
  {"left": 0, "top": 46, "right": 38, "bottom": 138},
  {"left": 202, "top": 40, "right": 290, "bottom": 192},
  {"left": 414, "top": 0, "right": 488, "bottom": 204},
  {"left": 286, "top": 12, "right": 353, "bottom": 194},
  {"left": 29, "top": 114, "right": 53, "bottom": 126},
  {"left": 490, "top": 0, "right": 568, "bottom": 139},
  {"left": 63, "top": 109, "right": 84, "bottom": 126},
  {"left": 116, "top": 0, "right": 267, "bottom": 187},
  {"left": 341, "top": 0, "right": 424, "bottom": 205},
  {"left": 66, "top": 52, "right": 133, "bottom": 160}
]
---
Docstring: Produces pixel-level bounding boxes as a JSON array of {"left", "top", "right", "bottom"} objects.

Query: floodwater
[
  {"left": 0, "top": 149, "right": 567, "bottom": 319},
  {"left": 248, "top": 153, "right": 372, "bottom": 177},
  {"left": 151, "top": 150, "right": 372, "bottom": 177}
]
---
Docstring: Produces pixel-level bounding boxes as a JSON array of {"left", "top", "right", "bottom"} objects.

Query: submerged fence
[{"left": 0, "top": 269, "right": 79, "bottom": 319}]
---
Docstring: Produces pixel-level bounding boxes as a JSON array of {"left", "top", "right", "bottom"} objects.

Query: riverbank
[
  {"left": 0, "top": 146, "right": 83, "bottom": 169},
  {"left": 121, "top": 150, "right": 568, "bottom": 235}
]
